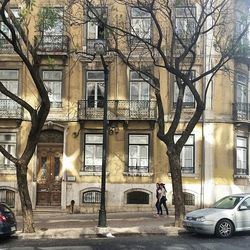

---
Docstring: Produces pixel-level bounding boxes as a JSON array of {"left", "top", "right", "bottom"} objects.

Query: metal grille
[
  {"left": 0, "top": 100, "right": 23, "bottom": 119},
  {"left": 233, "top": 103, "right": 250, "bottom": 121},
  {"left": 78, "top": 100, "right": 157, "bottom": 120},
  {"left": 0, "top": 189, "right": 15, "bottom": 208},
  {"left": 35, "top": 35, "right": 69, "bottom": 53},
  {"left": 82, "top": 191, "right": 101, "bottom": 203}
]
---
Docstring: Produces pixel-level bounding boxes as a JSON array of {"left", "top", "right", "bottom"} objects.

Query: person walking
[
  {"left": 158, "top": 183, "right": 169, "bottom": 216},
  {"left": 155, "top": 183, "right": 162, "bottom": 216}
]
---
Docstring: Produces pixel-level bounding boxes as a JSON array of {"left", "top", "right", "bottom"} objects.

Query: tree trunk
[
  {"left": 16, "top": 164, "right": 35, "bottom": 233},
  {"left": 167, "top": 151, "right": 185, "bottom": 227}
]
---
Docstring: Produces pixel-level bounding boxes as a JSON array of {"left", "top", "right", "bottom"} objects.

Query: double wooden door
[{"left": 36, "top": 145, "right": 63, "bottom": 206}]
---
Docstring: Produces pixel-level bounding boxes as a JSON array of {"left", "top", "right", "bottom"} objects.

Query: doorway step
[{"left": 34, "top": 206, "right": 65, "bottom": 214}]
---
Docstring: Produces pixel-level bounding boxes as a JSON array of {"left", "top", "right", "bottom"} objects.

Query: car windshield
[{"left": 211, "top": 196, "right": 244, "bottom": 209}]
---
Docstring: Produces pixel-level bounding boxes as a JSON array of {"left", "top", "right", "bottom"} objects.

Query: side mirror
[{"left": 239, "top": 205, "right": 248, "bottom": 211}]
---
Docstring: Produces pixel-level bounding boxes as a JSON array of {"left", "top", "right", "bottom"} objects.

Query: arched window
[
  {"left": 0, "top": 189, "right": 15, "bottom": 207},
  {"left": 172, "top": 192, "right": 195, "bottom": 206},
  {"left": 127, "top": 191, "right": 149, "bottom": 204},
  {"left": 82, "top": 191, "right": 101, "bottom": 204}
]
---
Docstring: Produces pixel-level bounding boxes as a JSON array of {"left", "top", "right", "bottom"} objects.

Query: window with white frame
[
  {"left": 128, "top": 134, "right": 149, "bottom": 173},
  {"left": 0, "top": 8, "right": 20, "bottom": 40},
  {"left": 87, "top": 7, "right": 107, "bottom": 52},
  {"left": 130, "top": 7, "right": 151, "bottom": 43},
  {"left": 236, "top": 73, "right": 248, "bottom": 103},
  {"left": 174, "top": 134, "right": 195, "bottom": 174},
  {"left": 0, "top": 133, "right": 16, "bottom": 170},
  {"left": 86, "top": 71, "right": 104, "bottom": 108},
  {"left": 130, "top": 71, "right": 150, "bottom": 101},
  {"left": 235, "top": 7, "right": 250, "bottom": 50},
  {"left": 0, "top": 70, "right": 19, "bottom": 109},
  {"left": 173, "top": 71, "right": 195, "bottom": 108},
  {"left": 175, "top": 6, "right": 196, "bottom": 39},
  {"left": 42, "top": 70, "right": 63, "bottom": 108},
  {"left": 236, "top": 136, "right": 248, "bottom": 175},
  {"left": 83, "top": 134, "right": 103, "bottom": 172},
  {"left": 40, "top": 7, "right": 64, "bottom": 50}
]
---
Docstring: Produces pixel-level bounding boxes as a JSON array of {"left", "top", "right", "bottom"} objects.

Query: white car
[{"left": 183, "top": 193, "right": 250, "bottom": 238}]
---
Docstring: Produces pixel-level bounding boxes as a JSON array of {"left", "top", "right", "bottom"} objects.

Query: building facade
[{"left": 0, "top": 0, "right": 249, "bottom": 214}]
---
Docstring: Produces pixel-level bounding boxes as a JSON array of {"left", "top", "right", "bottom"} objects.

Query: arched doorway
[{"left": 36, "top": 129, "right": 63, "bottom": 206}]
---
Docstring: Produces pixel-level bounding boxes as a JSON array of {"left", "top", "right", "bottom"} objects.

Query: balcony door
[
  {"left": 36, "top": 145, "right": 63, "bottom": 206},
  {"left": 129, "top": 71, "right": 150, "bottom": 118}
]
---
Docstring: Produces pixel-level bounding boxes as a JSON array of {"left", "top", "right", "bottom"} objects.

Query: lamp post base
[{"left": 98, "top": 209, "right": 107, "bottom": 227}]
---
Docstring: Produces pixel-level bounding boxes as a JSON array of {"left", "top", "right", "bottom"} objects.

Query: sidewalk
[{"left": 15, "top": 211, "right": 186, "bottom": 239}]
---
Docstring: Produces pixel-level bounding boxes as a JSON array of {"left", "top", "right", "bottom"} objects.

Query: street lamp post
[{"left": 94, "top": 41, "right": 109, "bottom": 227}]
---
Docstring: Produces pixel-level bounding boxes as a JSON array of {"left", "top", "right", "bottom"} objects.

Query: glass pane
[
  {"left": 85, "top": 134, "right": 103, "bottom": 144},
  {"left": 237, "top": 137, "right": 247, "bottom": 147},
  {"left": 43, "top": 71, "right": 62, "bottom": 80},
  {"left": 0, "top": 134, "right": 16, "bottom": 144},
  {"left": 87, "top": 22, "right": 97, "bottom": 39},
  {"left": 129, "top": 135, "right": 148, "bottom": 144},
  {"left": 87, "top": 71, "right": 104, "bottom": 80},
  {"left": 131, "top": 8, "right": 150, "bottom": 17}
]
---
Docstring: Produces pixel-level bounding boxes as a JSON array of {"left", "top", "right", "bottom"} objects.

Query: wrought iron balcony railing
[
  {"left": 34, "top": 35, "right": 69, "bottom": 54},
  {"left": 0, "top": 38, "right": 15, "bottom": 54},
  {"left": 86, "top": 39, "right": 107, "bottom": 54},
  {"left": 233, "top": 103, "right": 250, "bottom": 121},
  {"left": 78, "top": 100, "right": 157, "bottom": 121},
  {"left": 0, "top": 99, "right": 24, "bottom": 119}
]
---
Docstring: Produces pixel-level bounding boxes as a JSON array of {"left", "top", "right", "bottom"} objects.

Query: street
[{"left": 1, "top": 233, "right": 250, "bottom": 250}]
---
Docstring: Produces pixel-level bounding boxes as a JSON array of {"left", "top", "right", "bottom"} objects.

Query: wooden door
[{"left": 36, "top": 145, "right": 62, "bottom": 206}]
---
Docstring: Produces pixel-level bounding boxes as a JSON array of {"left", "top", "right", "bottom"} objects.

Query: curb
[{"left": 16, "top": 226, "right": 187, "bottom": 240}]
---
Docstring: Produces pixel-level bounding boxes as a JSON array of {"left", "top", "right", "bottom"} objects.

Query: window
[
  {"left": 0, "top": 8, "right": 20, "bottom": 40},
  {"left": 82, "top": 190, "right": 101, "bottom": 203},
  {"left": 174, "top": 134, "right": 195, "bottom": 174},
  {"left": 130, "top": 71, "right": 149, "bottom": 101},
  {"left": 128, "top": 134, "right": 149, "bottom": 173},
  {"left": 175, "top": 6, "right": 196, "bottom": 39},
  {"left": 172, "top": 192, "right": 195, "bottom": 206},
  {"left": 86, "top": 71, "right": 104, "bottom": 108},
  {"left": 0, "top": 133, "right": 16, "bottom": 170},
  {"left": 0, "top": 189, "right": 15, "bottom": 207},
  {"left": 0, "top": 70, "right": 19, "bottom": 109},
  {"left": 87, "top": 7, "right": 107, "bottom": 52},
  {"left": 83, "top": 134, "right": 103, "bottom": 172},
  {"left": 130, "top": 7, "right": 151, "bottom": 43},
  {"left": 236, "top": 136, "right": 248, "bottom": 175},
  {"left": 40, "top": 7, "right": 64, "bottom": 51},
  {"left": 173, "top": 71, "right": 195, "bottom": 108},
  {"left": 127, "top": 191, "right": 149, "bottom": 204},
  {"left": 236, "top": 73, "right": 248, "bottom": 104},
  {"left": 43, "top": 70, "right": 63, "bottom": 108},
  {"left": 235, "top": 7, "right": 250, "bottom": 51}
]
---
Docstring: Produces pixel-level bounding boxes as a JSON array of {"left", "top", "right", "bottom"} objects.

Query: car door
[{"left": 235, "top": 197, "right": 250, "bottom": 230}]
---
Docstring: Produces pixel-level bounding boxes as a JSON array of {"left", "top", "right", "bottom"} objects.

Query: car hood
[{"left": 186, "top": 208, "right": 233, "bottom": 218}]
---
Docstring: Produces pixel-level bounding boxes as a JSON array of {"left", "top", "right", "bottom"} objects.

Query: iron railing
[
  {"left": 0, "top": 38, "right": 15, "bottom": 54},
  {"left": 233, "top": 103, "right": 250, "bottom": 121},
  {"left": 34, "top": 35, "right": 69, "bottom": 54},
  {"left": 235, "top": 168, "right": 248, "bottom": 176},
  {"left": 0, "top": 99, "right": 23, "bottom": 119},
  {"left": 86, "top": 39, "right": 107, "bottom": 54},
  {"left": 78, "top": 100, "right": 157, "bottom": 121}
]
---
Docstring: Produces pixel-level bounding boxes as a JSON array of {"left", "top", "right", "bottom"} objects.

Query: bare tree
[
  {"left": 0, "top": 0, "right": 52, "bottom": 233},
  {"left": 67, "top": 0, "right": 249, "bottom": 226}
]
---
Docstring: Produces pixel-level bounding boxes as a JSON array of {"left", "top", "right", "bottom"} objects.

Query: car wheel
[{"left": 215, "top": 219, "right": 234, "bottom": 238}]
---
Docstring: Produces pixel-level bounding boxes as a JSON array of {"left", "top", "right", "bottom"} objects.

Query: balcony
[
  {"left": 34, "top": 35, "right": 69, "bottom": 55},
  {"left": 0, "top": 99, "right": 23, "bottom": 119},
  {"left": 78, "top": 100, "right": 157, "bottom": 121},
  {"left": 86, "top": 39, "right": 107, "bottom": 55},
  {"left": 0, "top": 38, "right": 15, "bottom": 54},
  {"left": 233, "top": 103, "right": 250, "bottom": 122}
]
